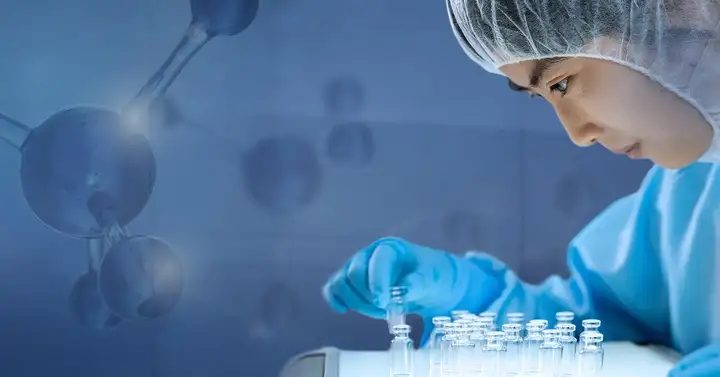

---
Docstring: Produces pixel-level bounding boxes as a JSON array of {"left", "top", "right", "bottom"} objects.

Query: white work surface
[{"left": 280, "top": 342, "right": 681, "bottom": 377}]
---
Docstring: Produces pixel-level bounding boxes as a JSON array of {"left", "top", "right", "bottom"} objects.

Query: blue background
[{"left": 0, "top": 0, "right": 652, "bottom": 376}]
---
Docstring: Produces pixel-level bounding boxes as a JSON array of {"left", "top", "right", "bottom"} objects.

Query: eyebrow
[
  {"left": 529, "top": 57, "right": 569, "bottom": 87},
  {"left": 508, "top": 57, "right": 570, "bottom": 92}
]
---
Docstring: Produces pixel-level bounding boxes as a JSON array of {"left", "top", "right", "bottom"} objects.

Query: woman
[{"left": 323, "top": 1, "right": 720, "bottom": 375}]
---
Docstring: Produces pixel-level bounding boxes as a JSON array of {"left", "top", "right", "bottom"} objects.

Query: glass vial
[
  {"left": 557, "top": 323, "right": 578, "bottom": 377},
  {"left": 506, "top": 312, "right": 525, "bottom": 338},
  {"left": 386, "top": 286, "right": 409, "bottom": 334},
  {"left": 450, "top": 326, "right": 476, "bottom": 376},
  {"left": 529, "top": 319, "right": 549, "bottom": 330},
  {"left": 502, "top": 323, "right": 523, "bottom": 377},
  {"left": 502, "top": 324, "right": 523, "bottom": 377},
  {"left": 506, "top": 312, "right": 524, "bottom": 325},
  {"left": 451, "top": 309, "right": 470, "bottom": 321},
  {"left": 577, "top": 332, "right": 604, "bottom": 376},
  {"left": 522, "top": 321, "right": 545, "bottom": 374},
  {"left": 482, "top": 331, "right": 507, "bottom": 376},
  {"left": 539, "top": 329, "right": 563, "bottom": 376},
  {"left": 429, "top": 316, "right": 452, "bottom": 367},
  {"left": 389, "top": 324, "right": 414, "bottom": 377},
  {"left": 578, "top": 319, "right": 602, "bottom": 349},
  {"left": 441, "top": 323, "right": 461, "bottom": 377},
  {"left": 555, "top": 311, "right": 575, "bottom": 328},
  {"left": 479, "top": 311, "right": 498, "bottom": 330}
]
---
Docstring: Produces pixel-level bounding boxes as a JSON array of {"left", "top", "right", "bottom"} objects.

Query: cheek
[{"left": 579, "top": 76, "right": 697, "bottom": 139}]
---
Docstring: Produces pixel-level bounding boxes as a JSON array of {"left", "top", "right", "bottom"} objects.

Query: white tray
[{"left": 280, "top": 342, "right": 681, "bottom": 377}]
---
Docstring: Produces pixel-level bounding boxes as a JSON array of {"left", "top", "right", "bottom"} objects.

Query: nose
[{"left": 563, "top": 122, "right": 603, "bottom": 147}]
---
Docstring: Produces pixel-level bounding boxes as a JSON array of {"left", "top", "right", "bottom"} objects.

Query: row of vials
[{"left": 389, "top": 309, "right": 604, "bottom": 377}]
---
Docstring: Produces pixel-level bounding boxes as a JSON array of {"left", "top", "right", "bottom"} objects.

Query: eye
[{"left": 550, "top": 77, "right": 571, "bottom": 96}]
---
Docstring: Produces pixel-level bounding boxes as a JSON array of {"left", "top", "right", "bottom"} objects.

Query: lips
[
  {"left": 610, "top": 143, "right": 642, "bottom": 158},
  {"left": 623, "top": 143, "right": 641, "bottom": 159}
]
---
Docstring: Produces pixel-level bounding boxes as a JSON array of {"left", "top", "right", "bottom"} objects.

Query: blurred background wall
[{"left": 0, "top": 0, "right": 651, "bottom": 376}]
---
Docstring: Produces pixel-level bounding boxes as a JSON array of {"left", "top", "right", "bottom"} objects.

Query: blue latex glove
[
  {"left": 669, "top": 344, "right": 720, "bottom": 377},
  {"left": 322, "top": 237, "right": 501, "bottom": 319}
]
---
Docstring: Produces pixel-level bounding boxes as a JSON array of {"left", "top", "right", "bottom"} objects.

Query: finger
[
  {"left": 675, "top": 348, "right": 720, "bottom": 373},
  {"left": 346, "top": 248, "right": 373, "bottom": 302},
  {"left": 329, "top": 270, "right": 377, "bottom": 316},
  {"left": 368, "top": 243, "right": 403, "bottom": 309},
  {"left": 670, "top": 360, "right": 720, "bottom": 377},
  {"left": 322, "top": 274, "right": 348, "bottom": 314}
]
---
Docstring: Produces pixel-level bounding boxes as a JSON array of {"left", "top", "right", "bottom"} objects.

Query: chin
[{"left": 652, "top": 156, "right": 697, "bottom": 170}]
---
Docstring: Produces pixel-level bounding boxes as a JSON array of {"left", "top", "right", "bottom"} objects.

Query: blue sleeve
[{"left": 438, "top": 165, "right": 673, "bottom": 345}]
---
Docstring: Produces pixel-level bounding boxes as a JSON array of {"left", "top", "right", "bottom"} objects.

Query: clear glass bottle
[
  {"left": 386, "top": 286, "right": 409, "bottom": 334},
  {"left": 577, "top": 332, "right": 604, "bottom": 376},
  {"left": 429, "top": 316, "right": 452, "bottom": 367},
  {"left": 389, "top": 324, "right": 414, "bottom": 377},
  {"left": 479, "top": 311, "right": 498, "bottom": 330},
  {"left": 529, "top": 319, "right": 549, "bottom": 331},
  {"left": 471, "top": 320, "right": 491, "bottom": 348},
  {"left": 522, "top": 321, "right": 545, "bottom": 374},
  {"left": 502, "top": 324, "right": 523, "bottom": 377},
  {"left": 506, "top": 312, "right": 524, "bottom": 325},
  {"left": 451, "top": 309, "right": 470, "bottom": 321},
  {"left": 578, "top": 319, "right": 602, "bottom": 349},
  {"left": 469, "top": 321, "right": 489, "bottom": 373},
  {"left": 539, "top": 329, "right": 563, "bottom": 376},
  {"left": 557, "top": 323, "right": 578, "bottom": 377},
  {"left": 441, "top": 323, "right": 461, "bottom": 376},
  {"left": 555, "top": 311, "right": 575, "bottom": 328},
  {"left": 506, "top": 312, "right": 525, "bottom": 338},
  {"left": 482, "top": 331, "right": 507, "bottom": 376},
  {"left": 450, "top": 326, "right": 476, "bottom": 376}
]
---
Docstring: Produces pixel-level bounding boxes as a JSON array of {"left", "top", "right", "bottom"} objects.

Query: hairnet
[{"left": 446, "top": 0, "right": 720, "bottom": 163}]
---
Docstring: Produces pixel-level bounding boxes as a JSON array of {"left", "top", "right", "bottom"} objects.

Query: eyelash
[{"left": 550, "top": 77, "right": 571, "bottom": 96}]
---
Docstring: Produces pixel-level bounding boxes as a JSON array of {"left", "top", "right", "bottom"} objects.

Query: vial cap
[
  {"left": 542, "top": 329, "right": 560, "bottom": 339},
  {"left": 444, "top": 323, "right": 462, "bottom": 331},
  {"left": 478, "top": 317, "right": 494, "bottom": 324},
  {"left": 390, "top": 286, "right": 409, "bottom": 297},
  {"left": 507, "top": 312, "right": 524, "bottom": 321},
  {"left": 459, "top": 314, "right": 480, "bottom": 321},
  {"left": 529, "top": 319, "right": 548, "bottom": 329},
  {"left": 392, "top": 324, "right": 411, "bottom": 334},
  {"left": 480, "top": 311, "right": 497, "bottom": 319},
  {"left": 502, "top": 324, "right": 522, "bottom": 333},
  {"left": 580, "top": 332, "right": 604, "bottom": 342},
  {"left": 556, "top": 311, "right": 575, "bottom": 320},
  {"left": 432, "top": 316, "right": 452, "bottom": 325},
  {"left": 582, "top": 319, "right": 601, "bottom": 327},
  {"left": 486, "top": 331, "right": 505, "bottom": 340},
  {"left": 556, "top": 323, "right": 576, "bottom": 332},
  {"left": 526, "top": 322, "right": 545, "bottom": 331}
]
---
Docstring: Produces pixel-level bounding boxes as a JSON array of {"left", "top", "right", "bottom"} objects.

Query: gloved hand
[
  {"left": 669, "top": 344, "right": 720, "bottom": 377},
  {"left": 322, "top": 237, "right": 501, "bottom": 319}
]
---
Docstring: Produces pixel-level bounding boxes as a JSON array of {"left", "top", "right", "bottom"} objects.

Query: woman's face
[{"left": 500, "top": 57, "right": 714, "bottom": 169}]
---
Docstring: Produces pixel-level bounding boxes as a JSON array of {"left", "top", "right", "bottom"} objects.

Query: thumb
[{"left": 368, "top": 243, "right": 403, "bottom": 309}]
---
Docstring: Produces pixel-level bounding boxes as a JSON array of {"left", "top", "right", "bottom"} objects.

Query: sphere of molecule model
[
  {"left": 323, "top": 76, "right": 366, "bottom": 118},
  {"left": 99, "top": 235, "right": 183, "bottom": 320},
  {"left": 19, "top": 107, "right": 156, "bottom": 238},
  {"left": 243, "top": 136, "right": 323, "bottom": 214},
  {"left": 68, "top": 271, "right": 123, "bottom": 330},
  {"left": 325, "top": 121, "right": 375, "bottom": 167},
  {"left": 190, "top": 0, "right": 259, "bottom": 37}
]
